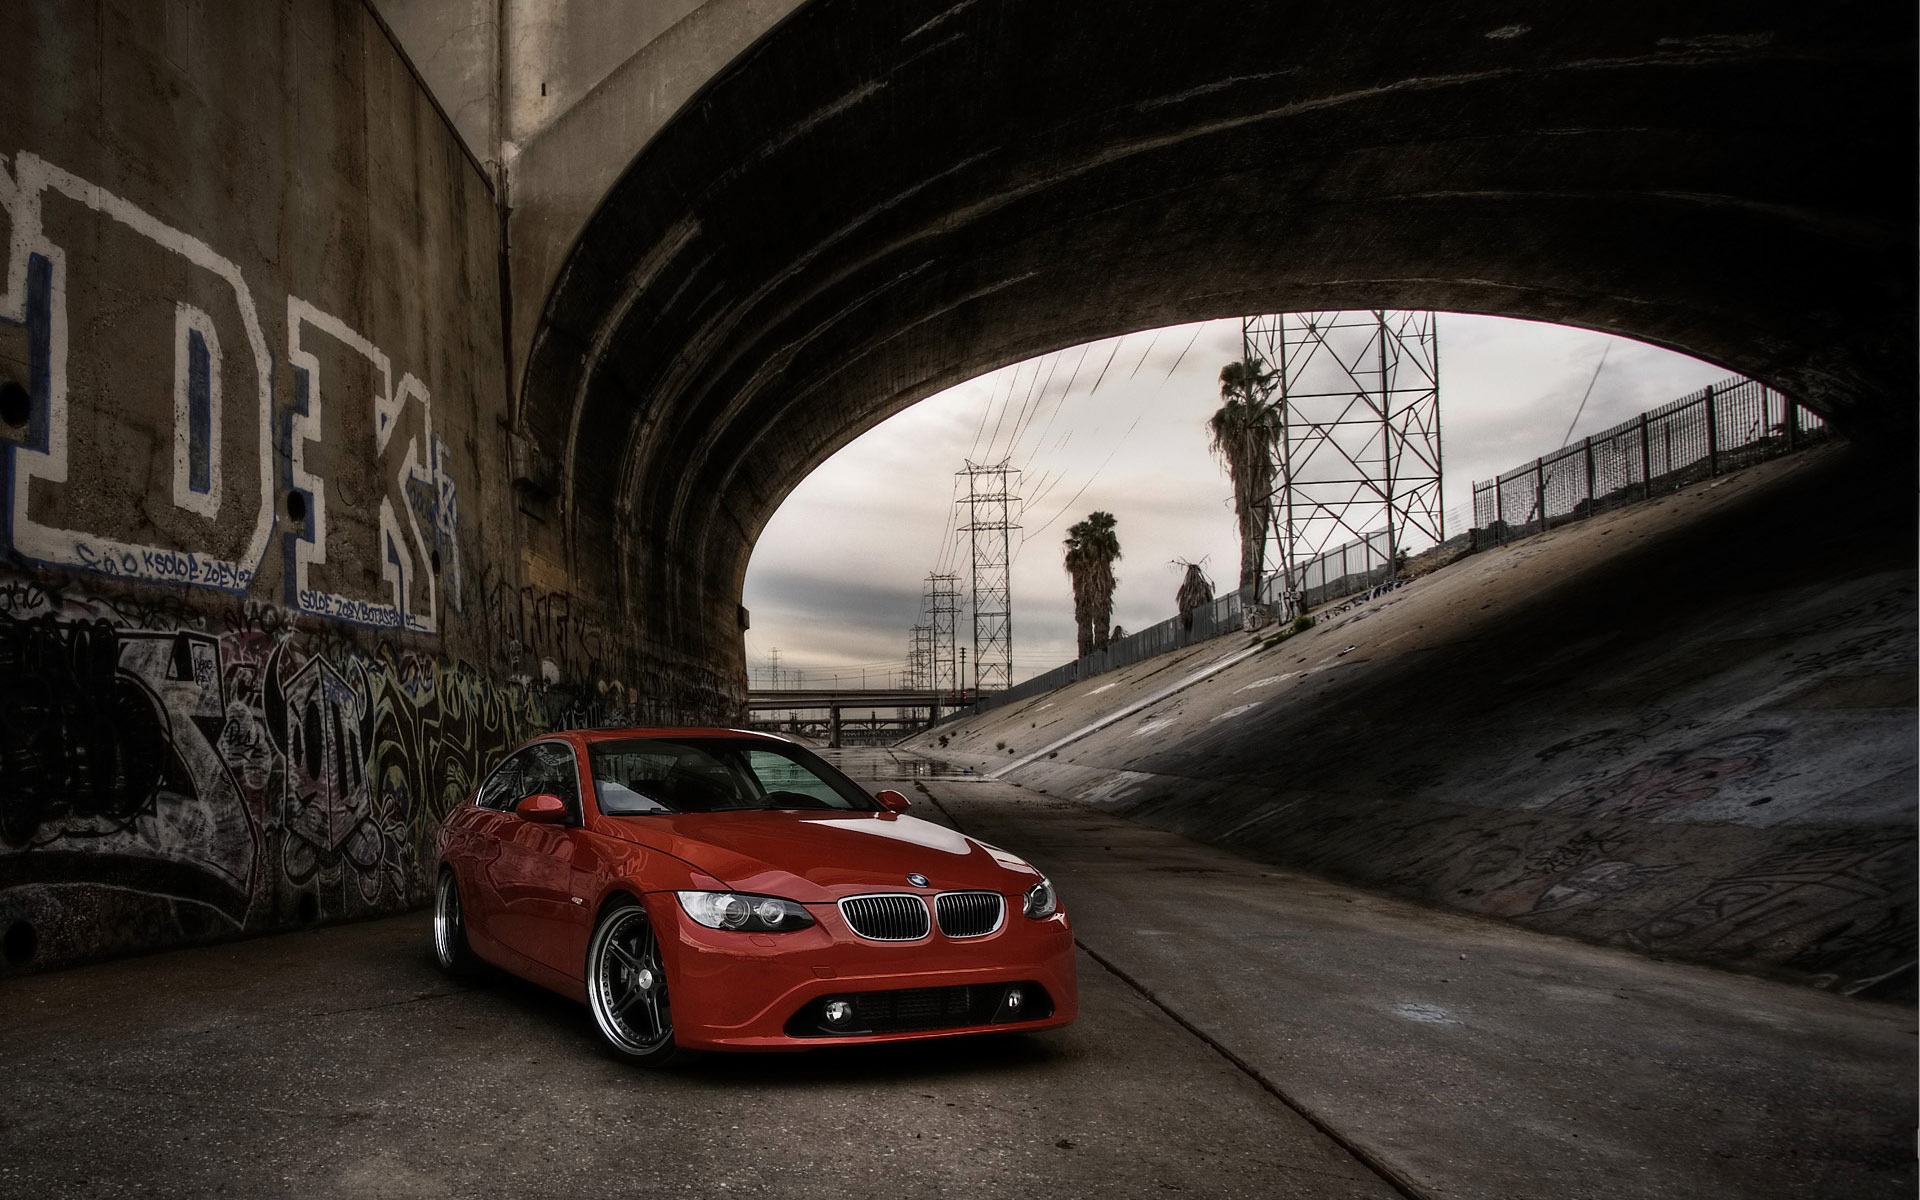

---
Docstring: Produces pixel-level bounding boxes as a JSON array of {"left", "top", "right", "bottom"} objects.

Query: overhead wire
[
  {"left": 1013, "top": 340, "right": 1094, "bottom": 475},
  {"left": 966, "top": 359, "right": 1021, "bottom": 463},
  {"left": 1557, "top": 341, "right": 1613, "bottom": 449},
  {"left": 997, "top": 350, "right": 1063, "bottom": 464},
  {"left": 1162, "top": 322, "right": 1206, "bottom": 380},
  {"left": 1127, "top": 326, "right": 1164, "bottom": 379},
  {"left": 983, "top": 352, "right": 1046, "bottom": 465},
  {"left": 1019, "top": 405, "right": 1148, "bottom": 546}
]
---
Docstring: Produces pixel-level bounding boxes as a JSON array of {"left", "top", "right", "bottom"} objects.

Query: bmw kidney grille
[
  {"left": 839, "top": 894, "right": 932, "bottom": 941},
  {"left": 934, "top": 891, "right": 1005, "bottom": 938}
]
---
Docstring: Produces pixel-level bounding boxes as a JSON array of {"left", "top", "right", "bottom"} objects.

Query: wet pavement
[{"left": 0, "top": 748, "right": 1910, "bottom": 1200}]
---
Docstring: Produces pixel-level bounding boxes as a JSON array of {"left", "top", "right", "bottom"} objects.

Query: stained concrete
[
  {"left": 919, "top": 774, "right": 1917, "bottom": 1200},
  {"left": 508, "top": 0, "right": 1917, "bottom": 703},
  {"left": 3, "top": 749, "right": 1906, "bottom": 1200},
  {"left": 0, "top": 0, "right": 550, "bottom": 971},
  {"left": 0, "top": 899, "right": 1398, "bottom": 1198},
  {"left": 903, "top": 448, "right": 1918, "bottom": 992}
]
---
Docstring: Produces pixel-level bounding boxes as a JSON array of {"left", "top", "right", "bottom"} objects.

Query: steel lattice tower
[
  {"left": 906, "top": 624, "right": 930, "bottom": 689},
  {"left": 958, "top": 461, "right": 1019, "bottom": 694},
  {"left": 924, "top": 572, "right": 960, "bottom": 695},
  {"left": 1242, "top": 311, "right": 1443, "bottom": 597}
]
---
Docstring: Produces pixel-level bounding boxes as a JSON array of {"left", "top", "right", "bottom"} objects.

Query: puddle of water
[
  {"left": 816, "top": 749, "right": 971, "bottom": 780},
  {"left": 1212, "top": 702, "right": 1262, "bottom": 722},
  {"left": 1131, "top": 718, "right": 1178, "bottom": 738},
  {"left": 1391, "top": 1002, "right": 1461, "bottom": 1025}
]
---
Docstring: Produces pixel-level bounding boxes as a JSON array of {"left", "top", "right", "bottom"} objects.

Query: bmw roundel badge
[{"left": 907, "top": 873, "right": 930, "bottom": 888}]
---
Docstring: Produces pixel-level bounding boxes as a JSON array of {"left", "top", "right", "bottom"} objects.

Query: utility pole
[
  {"left": 958, "top": 460, "right": 1019, "bottom": 694},
  {"left": 767, "top": 647, "right": 782, "bottom": 689},
  {"left": 924, "top": 572, "right": 959, "bottom": 697},
  {"left": 1242, "top": 310, "right": 1442, "bottom": 602}
]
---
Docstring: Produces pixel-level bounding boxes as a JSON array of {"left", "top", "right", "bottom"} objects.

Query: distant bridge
[
  {"left": 745, "top": 689, "right": 972, "bottom": 747},
  {"left": 746, "top": 689, "right": 961, "bottom": 711}
]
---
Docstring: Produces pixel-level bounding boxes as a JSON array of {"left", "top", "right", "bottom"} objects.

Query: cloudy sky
[{"left": 742, "top": 313, "right": 1731, "bottom": 689}]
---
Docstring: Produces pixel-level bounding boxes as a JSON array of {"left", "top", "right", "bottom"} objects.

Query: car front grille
[
  {"left": 785, "top": 982, "right": 1055, "bottom": 1037},
  {"left": 839, "top": 894, "right": 931, "bottom": 941},
  {"left": 934, "top": 891, "right": 1004, "bottom": 938}
]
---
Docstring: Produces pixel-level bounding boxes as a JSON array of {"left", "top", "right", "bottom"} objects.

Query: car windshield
[{"left": 587, "top": 738, "right": 881, "bottom": 816}]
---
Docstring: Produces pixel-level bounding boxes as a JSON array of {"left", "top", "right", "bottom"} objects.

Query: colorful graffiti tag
[
  {"left": 0, "top": 581, "right": 541, "bottom": 969},
  {"left": 0, "top": 145, "right": 533, "bottom": 971}
]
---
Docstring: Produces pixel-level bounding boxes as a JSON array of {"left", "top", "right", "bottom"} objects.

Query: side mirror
[
  {"left": 516, "top": 793, "right": 571, "bottom": 824},
  {"left": 874, "top": 789, "right": 911, "bottom": 813}
]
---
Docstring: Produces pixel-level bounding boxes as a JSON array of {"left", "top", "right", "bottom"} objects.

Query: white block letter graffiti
[
  {"left": 0, "top": 153, "right": 272, "bottom": 590},
  {"left": 286, "top": 300, "right": 440, "bottom": 632}
]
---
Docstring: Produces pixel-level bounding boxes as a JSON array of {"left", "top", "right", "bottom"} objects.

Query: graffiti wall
[
  {"left": 0, "top": 580, "right": 541, "bottom": 968},
  {"left": 0, "top": 3, "right": 597, "bottom": 972}
]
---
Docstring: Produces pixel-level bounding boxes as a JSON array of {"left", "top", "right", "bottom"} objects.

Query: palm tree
[
  {"left": 1175, "top": 561, "right": 1215, "bottom": 636},
  {"left": 1208, "top": 358, "right": 1282, "bottom": 589},
  {"left": 1063, "top": 511, "right": 1121, "bottom": 658}
]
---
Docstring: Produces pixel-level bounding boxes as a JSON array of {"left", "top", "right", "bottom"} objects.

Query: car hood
[{"left": 596, "top": 810, "right": 1038, "bottom": 901}]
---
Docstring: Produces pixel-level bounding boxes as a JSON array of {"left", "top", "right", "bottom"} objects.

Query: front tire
[
  {"left": 432, "top": 868, "right": 482, "bottom": 977},
  {"left": 586, "top": 901, "right": 689, "bottom": 1066}
]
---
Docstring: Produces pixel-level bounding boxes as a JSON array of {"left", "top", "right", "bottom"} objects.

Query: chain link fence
[
  {"left": 1274, "top": 528, "right": 1395, "bottom": 614},
  {"left": 1473, "top": 377, "right": 1829, "bottom": 542}
]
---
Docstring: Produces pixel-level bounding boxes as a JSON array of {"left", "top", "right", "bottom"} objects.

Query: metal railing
[
  {"left": 968, "top": 584, "right": 1257, "bottom": 715},
  {"left": 951, "top": 377, "right": 1832, "bottom": 726},
  {"left": 1274, "top": 528, "right": 1396, "bottom": 614},
  {"left": 1473, "top": 377, "right": 1828, "bottom": 542}
]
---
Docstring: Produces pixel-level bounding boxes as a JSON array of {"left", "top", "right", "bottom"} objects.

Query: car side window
[
  {"left": 475, "top": 752, "right": 530, "bottom": 811},
  {"left": 521, "top": 743, "right": 585, "bottom": 823},
  {"left": 590, "top": 749, "right": 678, "bottom": 815}
]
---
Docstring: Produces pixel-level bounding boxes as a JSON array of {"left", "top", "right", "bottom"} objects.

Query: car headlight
[
  {"left": 676, "top": 891, "right": 815, "bottom": 932},
  {"left": 1022, "top": 877, "right": 1058, "bottom": 919}
]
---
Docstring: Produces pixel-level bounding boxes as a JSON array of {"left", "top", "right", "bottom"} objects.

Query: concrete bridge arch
[
  {"left": 0, "top": 0, "right": 1911, "bottom": 973},
  {"left": 475, "top": 0, "right": 1913, "bottom": 712}
]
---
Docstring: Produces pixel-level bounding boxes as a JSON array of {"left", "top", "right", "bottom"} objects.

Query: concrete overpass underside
[
  {"left": 0, "top": 1, "right": 1912, "bottom": 975},
  {"left": 517, "top": 0, "right": 1916, "bottom": 711}
]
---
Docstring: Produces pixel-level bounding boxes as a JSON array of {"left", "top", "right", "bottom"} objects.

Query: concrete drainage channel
[{"left": 914, "top": 782, "right": 1430, "bottom": 1200}]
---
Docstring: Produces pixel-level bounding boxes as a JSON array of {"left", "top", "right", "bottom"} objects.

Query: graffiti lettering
[
  {"left": 0, "top": 152, "right": 273, "bottom": 590},
  {"left": 286, "top": 299, "right": 452, "bottom": 633},
  {"left": 0, "top": 151, "right": 463, "bottom": 627},
  {"left": 0, "top": 589, "right": 538, "bottom": 948}
]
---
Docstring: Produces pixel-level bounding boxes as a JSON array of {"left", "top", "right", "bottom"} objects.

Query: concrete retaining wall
[
  {"left": 908, "top": 450, "right": 1917, "bottom": 995},
  {"left": 0, "top": 2, "right": 586, "bottom": 974}
]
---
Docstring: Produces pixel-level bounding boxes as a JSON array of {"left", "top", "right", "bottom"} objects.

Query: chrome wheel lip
[
  {"left": 589, "top": 907, "right": 674, "bottom": 1055},
  {"left": 432, "top": 872, "right": 459, "bottom": 968}
]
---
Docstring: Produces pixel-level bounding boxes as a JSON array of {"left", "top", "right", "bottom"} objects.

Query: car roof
[{"left": 538, "top": 727, "right": 790, "bottom": 748}]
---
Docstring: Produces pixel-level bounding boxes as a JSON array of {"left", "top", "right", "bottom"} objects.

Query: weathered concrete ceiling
[{"left": 518, "top": 0, "right": 1916, "bottom": 693}]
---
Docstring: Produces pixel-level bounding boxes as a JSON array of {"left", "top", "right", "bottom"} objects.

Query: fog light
[
  {"left": 1005, "top": 987, "right": 1023, "bottom": 1011},
  {"left": 824, "top": 998, "right": 854, "bottom": 1025}
]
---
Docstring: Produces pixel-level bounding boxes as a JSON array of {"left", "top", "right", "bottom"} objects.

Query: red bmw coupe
[{"left": 432, "top": 728, "right": 1077, "bottom": 1064}]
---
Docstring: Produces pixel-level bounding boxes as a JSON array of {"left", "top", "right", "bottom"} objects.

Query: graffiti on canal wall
[
  {"left": 1630, "top": 828, "right": 1917, "bottom": 985},
  {"left": 0, "top": 581, "right": 544, "bottom": 965},
  {"left": 0, "top": 147, "right": 550, "bottom": 968},
  {"left": 0, "top": 152, "right": 464, "bottom": 632}
]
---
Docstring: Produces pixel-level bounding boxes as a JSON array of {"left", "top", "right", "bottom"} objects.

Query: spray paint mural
[
  {"left": 0, "top": 581, "right": 544, "bottom": 968},
  {"left": 0, "top": 144, "right": 614, "bottom": 971}
]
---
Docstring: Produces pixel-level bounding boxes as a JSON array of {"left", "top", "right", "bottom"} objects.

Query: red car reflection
[{"left": 433, "top": 728, "right": 1077, "bottom": 1065}]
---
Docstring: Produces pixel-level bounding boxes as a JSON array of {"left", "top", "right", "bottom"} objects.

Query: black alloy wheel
[{"left": 586, "top": 901, "right": 688, "bottom": 1066}]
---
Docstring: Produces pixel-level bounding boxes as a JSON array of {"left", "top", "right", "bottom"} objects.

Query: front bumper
[{"left": 648, "top": 891, "right": 1078, "bottom": 1051}]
